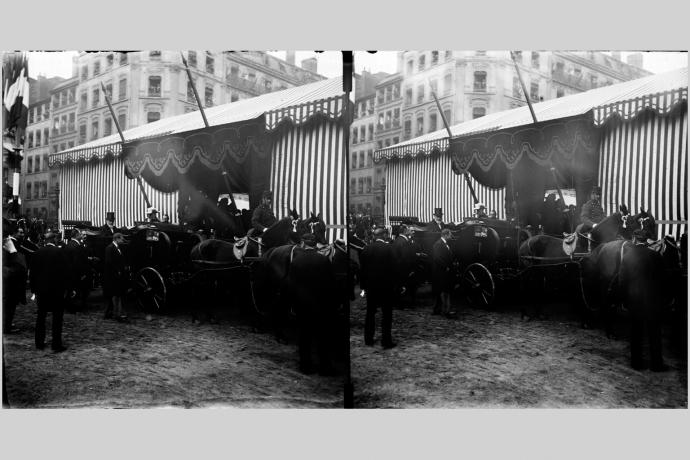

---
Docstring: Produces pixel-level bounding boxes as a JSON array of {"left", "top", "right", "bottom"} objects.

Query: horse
[{"left": 581, "top": 235, "right": 681, "bottom": 370}]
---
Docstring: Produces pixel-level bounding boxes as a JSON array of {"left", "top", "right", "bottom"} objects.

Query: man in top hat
[
  {"left": 359, "top": 227, "right": 397, "bottom": 349},
  {"left": 432, "top": 228, "right": 456, "bottom": 318},
  {"left": 30, "top": 232, "right": 69, "bottom": 352},
  {"left": 289, "top": 232, "right": 338, "bottom": 375},
  {"left": 65, "top": 228, "right": 91, "bottom": 312},
  {"left": 103, "top": 232, "right": 128, "bottom": 323},
  {"left": 251, "top": 190, "right": 278, "bottom": 234},
  {"left": 392, "top": 224, "right": 418, "bottom": 303},
  {"left": 147, "top": 207, "right": 161, "bottom": 223},
  {"left": 428, "top": 208, "right": 446, "bottom": 232},
  {"left": 100, "top": 212, "right": 117, "bottom": 236},
  {"left": 473, "top": 203, "right": 488, "bottom": 219}
]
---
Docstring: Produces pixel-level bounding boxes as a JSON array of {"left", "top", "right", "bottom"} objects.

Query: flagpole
[
  {"left": 101, "top": 82, "right": 152, "bottom": 209},
  {"left": 431, "top": 90, "right": 479, "bottom": 205},
  {"left": 509, "top": 51, "right": 538, "bottom": 124},
  {"left": 179, "top": 52, "right": 238, "bottom": 210}
]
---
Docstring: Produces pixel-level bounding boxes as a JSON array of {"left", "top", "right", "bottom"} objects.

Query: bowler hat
[{"left": 433, "top": 208, "right": 443, "bottom": 218}]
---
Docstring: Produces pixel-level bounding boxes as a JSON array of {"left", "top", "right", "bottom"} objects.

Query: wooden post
[{"left": 101, "top": 82, "right": 151, "bottom": 209}]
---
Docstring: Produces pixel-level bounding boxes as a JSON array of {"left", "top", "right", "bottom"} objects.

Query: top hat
[
  {"left": 433, "top": 208, "right": 443, "bottom": 218},
  {"left": 106, "top": 212, "right": 115, "bottom": 221}
]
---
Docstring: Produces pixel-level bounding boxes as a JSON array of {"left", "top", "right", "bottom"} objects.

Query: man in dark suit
[
  {"left": 251, "top": 190, "right": 278, "bottom": 234},
  {"left": 289, "top": 233, "right": 338, "bottom": 375},
  {"left": 100, "top": 212, "right": 117, "bottom": 236},
  {"left": 427, "top": 208, "right": 446, "bottom": 232},
  {"left": 29, "top": 232, "right": 68, "bottom": 352},
  {"left": 359, "top": 227, "right": 397, "bottom": 349},
  {"left": 432, "top": 228, "right": 456, "bottom": 318},
  {"left": 103, "top": 233, "right": 128, "bottom": 322},
  {"left": 65, "top": 228, "right": 91, "bottom": 312},
  {"left": 391, "top": 224, "right": 418, "bottom": 304}
]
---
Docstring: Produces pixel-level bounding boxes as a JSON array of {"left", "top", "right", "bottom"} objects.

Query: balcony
[
  {"left": 225, "top": 75, "right": 261, "bottom": 96},
  {"left": 551, "top": 69, "right": 599, "bottom": 92},
  {"left": 148, "top": 86, "right": 161, "bottom": 97}
]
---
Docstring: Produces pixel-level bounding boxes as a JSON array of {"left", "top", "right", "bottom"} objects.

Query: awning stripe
[
  {"left": 598, "top": 107, "right": 687, "bottom": 240},
  {"left": 270, "top": 119, "right": 346, "bottom": 243},
  {"left": 384, "top": 153, "right": 505, "bottom": 227}
]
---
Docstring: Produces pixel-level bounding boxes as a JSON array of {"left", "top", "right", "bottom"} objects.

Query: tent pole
[
  {"left": 431, "top": 90, "right": 478, "bottom": 205},
  {"left": 101, "top": 82, "right": 151, "bottom": 209},
  {"left": 509, "top": 51, "right": 538, "bottom": 124}
]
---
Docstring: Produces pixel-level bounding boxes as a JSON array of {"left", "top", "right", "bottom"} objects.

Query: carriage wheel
[
  {"left": 134, "top": 267, "right": 167, "bottom": 313},
  {"left": 461, "top": 263, "right": 495, "bottom": 309}
]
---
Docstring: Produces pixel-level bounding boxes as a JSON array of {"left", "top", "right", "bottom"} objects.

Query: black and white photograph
[
  {"left": 2, "top": 50, "right": 350, "bottom": 408},
  {"left": 348, "top": 50, "right": 687, "bottom": 408}
]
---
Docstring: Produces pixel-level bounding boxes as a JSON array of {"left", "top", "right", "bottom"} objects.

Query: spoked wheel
[
  {"left": 461, "top": 263, "right": 495, "bottom": 309},
  {"left": 134, "top": 267, "right": 167, "bottom": 313}
]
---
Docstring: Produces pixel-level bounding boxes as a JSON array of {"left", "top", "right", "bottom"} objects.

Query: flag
[{"left": 3, "top": 52, "right": 30, "bottom": 134}]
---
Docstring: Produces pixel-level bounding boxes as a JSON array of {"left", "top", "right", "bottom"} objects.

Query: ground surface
[
  {"left": 350, "top": 284, "right": 687, "bottom": 408},
  {"left": 3, "top": 290, "right": 343, "bottom": 408}
]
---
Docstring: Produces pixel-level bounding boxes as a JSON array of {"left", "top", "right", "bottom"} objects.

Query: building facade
[
  {"left": 350, "top": 71, "right": 391, "bottom": 223},
  {"left": 398, "top": 50, "right": 651, "bottom": 141},
  {"left": 22, "top": 96, "right": 54, "bottom": 221}
]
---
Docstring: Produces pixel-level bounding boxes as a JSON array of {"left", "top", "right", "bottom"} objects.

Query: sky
[{"left": 26, "top": 50, "right": 687, "bottom": 80}]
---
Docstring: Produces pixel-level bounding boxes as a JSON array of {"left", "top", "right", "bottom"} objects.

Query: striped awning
[
  {"left": 49, "top": 77, "right": 348, "bottom": 168},
  {"left": 592, "top": 87, "right": 688, "bottom": 126},
  {"left": 375, "top": 67, "right": 688, "bottom": 162}
]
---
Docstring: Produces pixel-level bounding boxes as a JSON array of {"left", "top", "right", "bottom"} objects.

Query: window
[
  {"left": 360, "top": 126, "right": 366, "bottom": 141},
  {"left": 377, "top": 89, "right": 384, "bottom": 104},
  {"left": 81, "top": 66, "right": 88, "bottom": 81},
  {"left": 352, "top": 128, "right": 358, "bottom": 144},
  {"left": 29, "top": 108, "right": 34, "bottom": 124},
  {"left": 187, "top": 81, "right": 196, "bottom": 102},
  {"left": 590, "top": 74, "right": 598, "bottom": 88},
  {"left": 80, "top": 91, "right": 87, "bottom": 110},
  {"left": 147, "top": 111, "right": 161, "bottom": 123},
  {"left": 473, "top": 107, "right": 486, "bottom": 119},
  {"left": 429, "top": 79, "right": 438, "bottom": 97},
  {"left": 26, "top": 183, "right": 31, "bottom": 199},
  {"left": 429, "top": 113, "right": 437, "bottom": 132},
  {"left": 556, "top": 87, "right": 565, "bottom": 98},
  {"left": 91, "top": 119, "right": 99, "bottom": 140},
  {"left": 555, "top": 61, "right": 564, "bottom": 74},
  {"left": 205, "top": 85, "right": 214, "bottom": 107},
  {"left": 206, "top": 53, "right": 215, "bottom": 74},
  {"left": 384, "top": 112, "right": 391, "bottom": 130},
  {"left": 531, "top": 52, "right": 540, "bottom": 69},
  {"left": 350, "top": 179, "right": 356, "bottom": 192},
  {"left": 431, "top": 51, "right": 439, "bottom": 65},
  {"left": 150, "top": 51, "right": 161, "bottom": 59},
  {"left": 68, "top": 113, "right": 75, "bottom": 132},
  {"left": 36, "top": 156, "right": 41, "bottom": 172},
  {"left": 351, "top": 153, "right": 357, "bottom": 169},
  {"left": 417, "top": 84, "right": 424, "bottom": 103},
  {"left": 404, "top": 119, "right": 411, "bottom": 137},
  {"left": 27, "top": 157, "right": 33, "bottom": 173},
  {"left": 188, "top": 51, "right": 197, "bottom": 67},
  {"left": 530, "top": 81, "right": 539, "bottom": 101},
  {"left": 43, "top": 155, "right": 48, "bottom": 171},
  {"left": 404, "top": 87, "right": 413, "bottom": 105},
  {"left": 148, "top": 76, "right": 161, "bottom": 97},
  {"left": 360, "top": 152, "right": 365, "bottom": 168},
  {"left": 358, "top": 178, "right": 363, "bottom": 194},
  {"left": 474, "top": 71, "right": 487, "bottom": 92},
  {"left": 418, "top": 54, "right": 425, "bottom": 71},
  {"left": 28, "top": 132, "right": 33, "bottom": 149},
  {"left": 513, "top": 76, "right": 522, "bottom": 98},
  {"left": 443, "top": 109, "right": 451, "bottom": 125},
  {"left": 105, "top": 83, "right": 113, "bottom": 100},
  {"left": 104, "top": 117, "right": 112, "bottom": 136},
  {"left": 68, "top": 89, "right": 75, "bottom": 104},
  {"left": 444, "top": 73, "right": 453, "bottom": 95},
  {"left": 230, "top": 92, "right": 239, "bottom": 102},
  {"left": 106, "top": 54, "right": 114, "bottom": 69},
  {"left": 120, "top": 52, "right": 128, "bottom": 65},
  {"left": 367, "top": 124, "right": 373, "bottom": 140},
  {"left": 393, "top": 108, "right": 400, "bottom": 127},
  {"left": 35, "top": 130, "right": 41, "bottom": 146},
  {"left": 117, "top": 113, "right": 127, "bottom": 130},
  {"left": 392, "top": 84, "right": 400, "bottom": 100},
  {"left": 92, "top": 87, "right": 100, "bottom": 108},
  {"left": 407, "top": 60, "right": 414, "bottom": 74},
  {"left": 393, "top": 137, "right": 399, "bottom": 144},
  {"left": 416, "top": 115, "right": 424, "bottom": 135},
  {"left": 512, "top": 51, "right": 522, "bottom": 63},
  {"left": 367, "top": 150, "right": 373, "bottom": 166},
  {"left": 59, "top": 143, "right": 65, "bottom": 152},
  {"left": 78, "top": 123, "right": 87, "bottom": 143},
  {"left": 93, "top": 60, "right": 100, "bottom": 76},
  {"left": 68, "top": 141, "right": 74, "bottom": 149},
  {"left": 41, "top": 181, "right": 48, "bottom": 198},
  {"left": 384, "top": 87, "right": 391, "bottom": 102},
  {"left": 33, "top": 182, "right": 39, "bottom": 199},
  {"left": 119, "top": 77, "right": 127, "bottom": 100},
  {"left": 43, "top": 128, "right": 49, "bottom": 143},
  {"left": 365, "top": 177, "right": 372, "bottom": 194}
]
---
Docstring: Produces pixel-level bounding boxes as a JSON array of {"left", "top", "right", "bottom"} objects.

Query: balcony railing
[
  {"left": 551, "top": 69, "right": 600, "bottom": 91},
  {"left": 225, "top": 75, "right": 261, "bottom": 95}
]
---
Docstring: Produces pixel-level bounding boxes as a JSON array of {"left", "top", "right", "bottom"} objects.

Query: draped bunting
[
  {"left": 448, "top": 116, "right": 601, "bottom": 227},
  {"left": 121, "top": 120, "right": 272, "bottom": 207}
]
